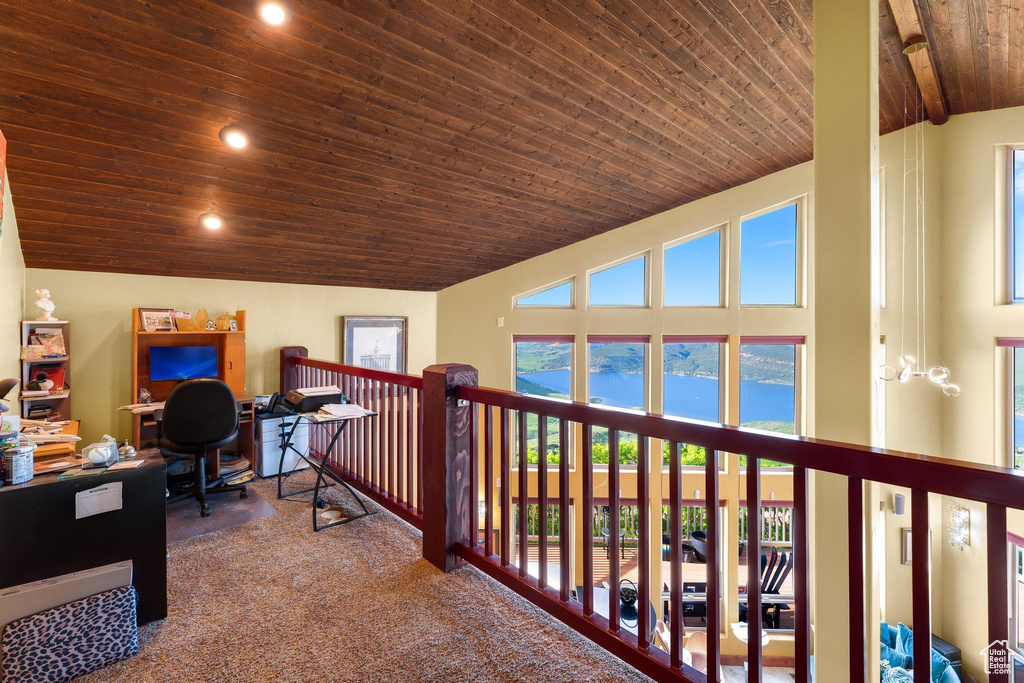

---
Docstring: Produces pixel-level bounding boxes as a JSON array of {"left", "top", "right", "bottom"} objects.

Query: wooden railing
[
  {"left": 282, "top": 355, "right": 1024, "bottom": 683},
  {"left": 281, "top": 349, "right": 424, "bottom": 527}
]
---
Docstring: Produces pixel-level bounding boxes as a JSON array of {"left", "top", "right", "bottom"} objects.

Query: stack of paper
[{"left": 314, "top": 404, "right": 374, "bottom": 421}]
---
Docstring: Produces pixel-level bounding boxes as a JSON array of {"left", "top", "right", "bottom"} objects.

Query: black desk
[
  {"left": 0, "top": 455, "right": 167, "bottom": 625},
  {"left": 273, "top": 410, "right": 377, "bottom": 531}
]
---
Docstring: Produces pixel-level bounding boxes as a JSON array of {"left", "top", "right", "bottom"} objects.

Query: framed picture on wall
[
  {"left": 342, "top": 316, "right": 408, "bottom": 373},
  {"left": 138, "top": 308, "right": 175, "bottom": 332}
]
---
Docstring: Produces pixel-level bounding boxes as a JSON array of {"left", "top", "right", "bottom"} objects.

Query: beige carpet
[{"left": 84, "top": 472, "right": 650, "bottom": 682}]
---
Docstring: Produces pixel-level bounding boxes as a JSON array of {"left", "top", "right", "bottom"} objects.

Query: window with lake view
[
  {"left": 740, "top": 203, "right": 798, "bottom": 306},
  {"left": 588, "top": 338, "right": 647, "bottom": 465},
  {"left": 514, "top": 338, "right": 572, "bottom": 466},
  {"left": 589, "top": 255, "right": 647, "bottom": 306},
  {"left": 664, "top": 231, "right": 721, "bottom": 306},
  {"left": 740, "top": 341, "right": 798, "bottom": 467},
  {"left": 662, "top": 340, "right": 722, "bottom": 466}
]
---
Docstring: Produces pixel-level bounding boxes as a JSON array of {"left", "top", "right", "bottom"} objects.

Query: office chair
[{"left": 158, "top": 379, "right": 247, "bottom": 517}]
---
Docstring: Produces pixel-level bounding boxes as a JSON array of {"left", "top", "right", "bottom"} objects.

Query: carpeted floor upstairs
[{"left": 83, "top": 471, "right": 650, "bottom": 682}]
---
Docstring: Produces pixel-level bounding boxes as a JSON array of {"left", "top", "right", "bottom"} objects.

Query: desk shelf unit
[{"left": 20, "top": 320, "right": 71, "bottom": 421}]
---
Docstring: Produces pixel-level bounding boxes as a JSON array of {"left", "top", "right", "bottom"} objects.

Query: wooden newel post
[
  {"left": 280, "top": 346, "right": 308, "bottom": 394},
  {"left": 422, "top": 363, "right": 478, "bottom": 572}
]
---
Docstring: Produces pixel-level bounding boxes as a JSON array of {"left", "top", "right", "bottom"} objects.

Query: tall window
[
  {"left": 1011, "top": 148, "right": 1024, "bottom": 301},
  {"left": 663, "top": 337, "right": 724, "bottom": 466},
  {"left": 1001, "top": 340, "right": 1024, "bottom": 469},
  {"left": 587, "top": 335, "right": 648, "bottom": 465},
  {"left": 515, "top": 280, "right": 573, "bottom": 307},
  {"left": 1011, "top": 539, "right": 1024, "bottom": 655},
  {"left": 740, "top": 203, "right": 798, "bottom": 306},
  {"left": 664, "top": 230, "right": 722, "bottom": 306},
  {"left": 739, "top": 338, "right": 801, "bottom": 467},
  {"left": 589, "top": 255, "right": 647, "bottom": 307},
  {"left": 514, "top": 335, "right": 572, "bottom": 466}
]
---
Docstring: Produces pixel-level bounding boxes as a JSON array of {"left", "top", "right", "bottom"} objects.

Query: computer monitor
[{"left": 149, "top": 346, "right": 218, "bottom": 382}]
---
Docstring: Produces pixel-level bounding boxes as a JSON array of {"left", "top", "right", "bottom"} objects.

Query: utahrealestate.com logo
[{"left": 981, "top": 640, "right": 1013, "bottom": 675}]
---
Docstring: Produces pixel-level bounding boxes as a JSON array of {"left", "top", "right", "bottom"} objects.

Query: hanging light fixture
[{"left": 879, "top": 38, "right": 959, "bottom": 398}]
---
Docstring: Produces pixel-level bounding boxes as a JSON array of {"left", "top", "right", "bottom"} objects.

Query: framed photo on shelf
[
  {"left": 342, "top": 316, "right": 408, "bottom": 373},
  {"left": 138, "top": 308, "right": 175, "bottom": 332}
]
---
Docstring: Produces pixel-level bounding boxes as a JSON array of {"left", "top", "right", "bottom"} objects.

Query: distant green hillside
[{"left": 515, "top": 375, "right": 568, "bottom": 399}]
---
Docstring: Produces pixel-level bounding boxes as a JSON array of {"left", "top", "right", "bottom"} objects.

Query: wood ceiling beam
[{"left": 886, "top": 0, "right": 950, "bottom": 125}]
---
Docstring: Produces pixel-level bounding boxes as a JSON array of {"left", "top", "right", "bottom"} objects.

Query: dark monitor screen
[{"left": 149, "top": 346, "right": 218, "bottom": 382}]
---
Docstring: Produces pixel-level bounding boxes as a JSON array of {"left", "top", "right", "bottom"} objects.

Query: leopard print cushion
[{"left": 1, "top": 585, "right": 138, "bottom": 682}]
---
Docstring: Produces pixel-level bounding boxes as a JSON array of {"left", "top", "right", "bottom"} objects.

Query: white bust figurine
[{"left": 35, "top": 289, "right": 56, "bottom": 322}]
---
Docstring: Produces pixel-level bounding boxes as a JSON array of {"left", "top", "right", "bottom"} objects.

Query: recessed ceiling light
[
  {"left": 254, "top": 0, "right": 292, "bottom": 26},
  {"left": 219, "top": 124, "right": 250, "bottom": 150},
  {"left": 199, "top": 212, "right": 225, "bottom": 230}
]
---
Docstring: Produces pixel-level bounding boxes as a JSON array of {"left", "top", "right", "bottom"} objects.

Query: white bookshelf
[{"left": 20, "top": 320, "right": 71, "bottom": 420}]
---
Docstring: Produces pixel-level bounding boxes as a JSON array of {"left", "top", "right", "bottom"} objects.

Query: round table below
[{"left": 583, "top": 586, "right": 657, "bottom": 639}]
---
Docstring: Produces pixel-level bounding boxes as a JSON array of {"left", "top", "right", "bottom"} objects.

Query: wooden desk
[
  {"left": 31, "top": 420, "right": 80, "bottom": 460},
  {"left": 0, "top": 453, "right": 167, "bottom": 625}
]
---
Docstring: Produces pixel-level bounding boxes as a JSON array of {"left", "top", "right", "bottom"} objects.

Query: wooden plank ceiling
[{"left": 0, "top": 0, "right": 1019, "bottom": 291}]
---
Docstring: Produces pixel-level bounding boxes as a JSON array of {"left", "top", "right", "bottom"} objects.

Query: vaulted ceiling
[{"left": 0, "top": 0, "right": 1020, "bottom": 291}]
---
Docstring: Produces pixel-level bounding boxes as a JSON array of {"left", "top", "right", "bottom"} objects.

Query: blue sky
[
  {"left": 740, "top": 203, "right": 798, "bottom": 305},
  {"left": 516, "top": 280, "right": 571, "bottom": 306},
  {"left": 589, "top": 255, "right": 646, "bottom": 305},
  {"left": 665, "top": 231, "right": 720, "bottom": 305}
]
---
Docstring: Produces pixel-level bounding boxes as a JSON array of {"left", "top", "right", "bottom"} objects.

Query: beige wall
[
  {"left": 935, "top": 107, "right": 1024, "bottom": 678},
  {"left": 23, "top": 268, "right": 436, "bottom": 445},
  {"left": 0, "top": 171, "right": 26, "bottom": 383}
]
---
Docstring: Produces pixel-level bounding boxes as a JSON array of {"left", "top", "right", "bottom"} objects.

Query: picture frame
[
  {"left": 138, "top": 308, "right": 175, "bottom": 332},
  {"left": 342, "top": 316, "right": 408, "bottom": 373}
]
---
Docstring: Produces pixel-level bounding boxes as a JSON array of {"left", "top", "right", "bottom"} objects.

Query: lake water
[{"left": 519, "top": 369, "right": 795, "bottom": 424}]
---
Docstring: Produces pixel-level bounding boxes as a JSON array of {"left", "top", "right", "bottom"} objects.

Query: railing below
[{"left": 280, "top": 353, "right": 1024, "bottom": 683}]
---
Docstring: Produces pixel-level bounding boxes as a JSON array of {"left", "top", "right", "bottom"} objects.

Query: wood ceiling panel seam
[
  {"left": 627, "top": 0, "right": 813, "bottom": 148},
  {"left": 0, "top": 37, "right": 674, "bottom": 221},
  {"left": 3, "top": 86, "right": 637, "bottom": 226},
  {"left": 8, "top": 125, "right": 599, "bottom": 245},
  {"left": 503, "top": 0, "right": 795, "bottom": 175},
  {"left": 416, "top": 0, "right": 758, "bottom": 186},
  {"left": 919, "top": 0, "right": 967, "bottom": 113},
  {"left": 944, "top": 0, "right": 982, "bottom": 111}
]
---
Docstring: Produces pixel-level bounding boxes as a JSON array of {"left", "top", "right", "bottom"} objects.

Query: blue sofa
[{"left": 880, "top": 622, "right": 960, "bottom": 683}]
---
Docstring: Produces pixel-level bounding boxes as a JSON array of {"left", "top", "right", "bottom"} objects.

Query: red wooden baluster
[
  {"left": 388, "top": 383, "right": 395, "bottom": 499},
  {"left": 538, "top": 416, "right": 548, "bottom": 589},
  {"left": 849, "top": 477, "right": 865, "bottom": 683},
  {"left": 608, "top": 429, "right": 620, "bottom": 633},
  {"left": 558, "top": 418, "right": 569, "bottom": 602},
  {"left": 793, "top": 465, "right": 809, "bottom": 683},
  {"left": 583, "top": 424, "right": 594, "bottom": 617},
  {"left": 417, "top": 388, "right": 424, "bottom": 512},
  {"left": 637, "top": 434, "right": 649, "bottom": 650},
  {"left": 668, "top": 441, "right": 682, "bottom": 667},
  {"left": 396, "top": 386, "right": 404, "bottom": 505},
  {"left": 469, "top": 402, "right": 477, "bottom": 546},
  {"left": 500, "top": 408, "right": 511, "bottom": 567},
  {"left": 747, "top": 458, "right": 762, "bottom": 682},
  {"left": 518, "top": 411, "right": 528, "bottom": 579},
  {"left": 407, "top": 387, "right": 414, "bottom": 506},
  {"left": 988, "top": 503, "right": 1010, "bottom": 683},
  {"left": 911, "top": 489, "right": 930, "bottom": 683},
  {"left": 706, "top": 449, "right": 720, "bottom": 680},
  {"left": 484, "top": 405, "right": 494, "bottom": 558},
  {"left": 374, "top": 380, "right": 381, "bottom": 491}
]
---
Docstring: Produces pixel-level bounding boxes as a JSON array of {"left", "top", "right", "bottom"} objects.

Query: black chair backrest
[
  {"left": 766, "top": 552, "right": 794, "bottom": 594},
  {"left": 761, "top": 549, "right": 779, "bottom": 592},
  {"left": 162, "top": 379, "right": 239, "bottom": 447}
]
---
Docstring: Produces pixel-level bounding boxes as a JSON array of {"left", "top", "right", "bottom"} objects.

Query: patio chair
[{"left": 738, "top": 550, "right": 793, "bottom": 629}]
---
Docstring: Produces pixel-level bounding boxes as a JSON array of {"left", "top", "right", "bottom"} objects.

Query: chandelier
[{"left": 879, "top": 40, "right": 958, "bottom": 398}]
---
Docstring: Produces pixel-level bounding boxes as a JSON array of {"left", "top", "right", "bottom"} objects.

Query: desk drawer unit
[{"left": 256, "top": 415, "right": 310, "bottom": 478}]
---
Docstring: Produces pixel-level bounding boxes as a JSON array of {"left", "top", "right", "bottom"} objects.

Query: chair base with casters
[{"left": 162, "top": 442, "right": 248, "bottom": 517}]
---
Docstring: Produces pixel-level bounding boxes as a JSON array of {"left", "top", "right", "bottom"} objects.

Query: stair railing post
[{"left": 422, "top": 363, "right": 478, "bottom": 572}]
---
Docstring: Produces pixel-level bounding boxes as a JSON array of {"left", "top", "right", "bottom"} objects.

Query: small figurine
[
  {"left": 25, "top": 371, "right": 53, "bottom": 392},
  {"left": 138, "top": 387, "right": 153, "bottom": 404},
  {"left": 118, "top": 440, "right": 137, "bottom": 458},
  {"left": 35, "top": 288, "right": 57, "bottom": 322}
]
